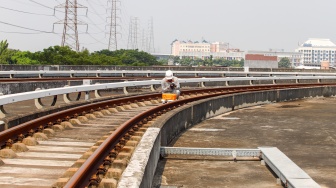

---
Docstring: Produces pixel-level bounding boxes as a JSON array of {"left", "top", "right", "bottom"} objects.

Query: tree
[
  {"left": 0, "top": 40, "right": 9, "bottom": 56},
  {"left": 0, "top": 40, "right": 10, "bottom": 64},
  {"left": 278, "top": 57, "right": 291, "bottom": 68},
  {"left": 1, "top": 44, "right": 162, "bottom": 66},
  {"left": 11, "top": 51, "right": 39, "bottom": 65}
]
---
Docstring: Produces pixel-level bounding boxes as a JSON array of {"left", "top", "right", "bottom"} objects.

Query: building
[
  {"left": 321, "top": 61, "right": 330, "bottom": 70},
  {"left": 151, "top": 53, "right": 171, "bottom": 60},
  {"left": 247, "top": 50, "right": 302, "bottom": 67},
  {"left": 171, "top": 39, "right": 244, "bottom": 61},
  {"left": 244, "top": 54, "right": 278, "bottom": 68},
  {"left": 295, "top": 38, "right": 336, "bottom": 67}
]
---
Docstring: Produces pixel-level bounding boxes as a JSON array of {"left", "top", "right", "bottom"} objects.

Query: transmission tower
[
  {"left": 127, "top": 17, "right": 139, "bottom": 50},
  {"left": 141, "top": 29, "right": 146, "bottom": 52},
  {"left": 132, "top": 17, "right": 139, "bottom": 50},
  {"left": 107, "top": 0, "right": 120, "bottom": 51},
  {"left": 127, "top": 17, "right": 133, "bottom": 49},
  {"left": 54, "top": 0, "right": 88, "bottom": 52},
  {"left": 147, "top": 17, "right": 155, "bottom": 53}
]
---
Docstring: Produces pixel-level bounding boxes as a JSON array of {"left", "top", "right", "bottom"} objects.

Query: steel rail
[
  {"left": 1, "top": 82, "right": 334, "bottom": 148},
  {"left": 2, "top": 82, "right": 335, "bottom": 148},
  {"left": 0, "top": 93, "right": 161, "bottom": 148},
  {"left": 1, "top": 83, "right": 335, "bottom": 187},
  {"left": 64, "top": 83, "right": 336, "bottom": 187}
]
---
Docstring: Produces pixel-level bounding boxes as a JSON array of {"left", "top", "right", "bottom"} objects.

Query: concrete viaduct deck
[{"left": 1, "top": 77, "right": 336, "bottom": 187}]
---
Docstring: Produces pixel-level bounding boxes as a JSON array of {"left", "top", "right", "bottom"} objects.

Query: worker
[{"left": 161, "top": 70, "right": 180, "bottom": 103}]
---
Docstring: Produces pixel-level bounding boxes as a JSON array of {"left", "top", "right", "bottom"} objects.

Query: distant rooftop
[
  {"left": 172, "top": 39, "right": 210, "bottom": 44},
  {"left": 301, "top": 38, "right": 336, "bottom": 47}
]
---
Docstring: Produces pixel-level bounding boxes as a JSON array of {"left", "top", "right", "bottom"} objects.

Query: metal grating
[{"left": 160, "top": 147, "right": 261, "bottom": 158}]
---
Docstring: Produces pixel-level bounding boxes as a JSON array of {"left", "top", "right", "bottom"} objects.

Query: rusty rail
[
  {"left": 1, "top": 83, "right": 336, "bottom": 187},
  {"left": 0, "top": 93, "right": 161, "bottom": 148},
  {"left": 64, "top": 83, "right": 336, "bottom": 187},
  {"left": 1, "top": 83, "right": 334, "bottom": 148}
]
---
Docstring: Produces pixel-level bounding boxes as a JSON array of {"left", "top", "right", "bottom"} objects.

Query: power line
[
  {"left": 0, "top": 20, "right": 53, "bottom": 33},
  {"left": 86, "top": 33, "right": 108, "bottom": 45},
  {"left": 85, "top": 0, "right": 108, "bottom": 16},
  {"left": 86, "top": 0, "right": 106, "bottom": 8},
  {"left": 28, "top": 0, "right": 56, "bottom": 10},
  {"left": 0, "top": 6, "right": 54, "bottom": 16},
  {"left": 0, "top": 30, "right": 48, "bottom": 34}
]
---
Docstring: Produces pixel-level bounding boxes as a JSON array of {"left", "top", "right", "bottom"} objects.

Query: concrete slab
[
  {"left": 288, "top": 178, "right": 321, "bottom": 188},
  {"left": 154, "top": 98, "right": 336, "bottom": 188},
  {"left": 0, "top": 166, "right": 66, "bottom": 175},
  {"left": 259, "top": 147, "right": 311, "bottom": 179},
  {"left": 38, "top": 140, "right": 94, "bottom": 147},
  {"left": 2, "top": 158, "right": 74, "bottom": 167},
  {"left": 189, "top": 128, "right": 226, "bottom": 132},
  {"left": 16, "top": 152, "right": 82, "bottom": 159},
  {"left": 77, "top": 124, "right": 119, "bottom": 127},
  {"left": 27, "top": 146, "right": 89, "bottom": 153},
  {"left": 0, "top": 176, "right": 55, "bottom": 187}
]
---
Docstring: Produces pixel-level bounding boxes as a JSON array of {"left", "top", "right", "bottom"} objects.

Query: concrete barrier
[{"left": 119, "top": 86, "right": 336, "bottom": 187}]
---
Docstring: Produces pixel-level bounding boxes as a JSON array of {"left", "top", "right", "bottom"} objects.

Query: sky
[{"left": 1, "top": 0, "right": 336, "bottom": 54}]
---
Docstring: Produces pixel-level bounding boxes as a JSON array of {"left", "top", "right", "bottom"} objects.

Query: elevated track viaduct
[{"left": 0, "top": 69, "right": 334, "bottom": 188}]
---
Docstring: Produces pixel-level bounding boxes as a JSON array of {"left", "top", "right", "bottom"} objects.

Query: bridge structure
[
  {"left": 2, "top": 70, "right": 336, "bottom": 78},
  {"left": 1, "top": 74, "right": 336, "bottom": 118},
  {"left": 0, "top": 70, "right": 334, "bottom": 187}
]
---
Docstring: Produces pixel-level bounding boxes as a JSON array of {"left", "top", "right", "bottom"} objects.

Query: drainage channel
[{"left": 160, "top": 147, "right": 320, "bottom": 188}]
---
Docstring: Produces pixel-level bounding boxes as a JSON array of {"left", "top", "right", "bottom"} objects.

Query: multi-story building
[
  {"left": 247, "top": 50, "right": 302, "bottom": 67},
  {"left": 171, "top": 40, "right": 244, "bottom": 61},
  {"left": 245, "top": 54, "right": 278, "bottom": 68},
  {"left": 295, "top": 38, "right": 336, "bottom": 67}
]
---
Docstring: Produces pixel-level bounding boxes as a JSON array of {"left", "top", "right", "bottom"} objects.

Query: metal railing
[
  {"left": 2, "top": 70, "right": 336, "bottom": 78},
  {"left": 1, "top": 76, "right": 336, "bottom": 118}
]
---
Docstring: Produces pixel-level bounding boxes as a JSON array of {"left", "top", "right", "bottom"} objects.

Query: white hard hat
[{"left": 165, "top": 70, "right": 173, "bottom": 79}]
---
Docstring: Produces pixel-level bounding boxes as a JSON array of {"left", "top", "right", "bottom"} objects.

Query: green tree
[
  {"left": 11, "top": 51, "right": 40, "bottom": 65},
  {"left": 1, "top": 44, "right": 162, "bottom": 66},
  {"left": 278, "top": 57, "right": 291, "bottom": 68},
  {"left": 93, "top": 49, "right": 160, "bottom": 66},
  {"left": 0, "top": 40, "right": 9, "bottom": 56},
  {"left": 0, "top": 40, "right": 18, "bottom": 64},
  {"left": 0, "top": 40, "right": 10, "bottom": 64}
]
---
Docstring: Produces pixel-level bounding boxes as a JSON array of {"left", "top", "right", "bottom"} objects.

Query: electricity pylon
[
  {"left": 107, "top": 0, "right": 120, "bottom": 51},
  {"left": 54, "top": 0, "right": 88, "bottom": 51}
]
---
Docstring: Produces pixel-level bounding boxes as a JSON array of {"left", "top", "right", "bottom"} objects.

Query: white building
[
  {"left": 247, "top": 50, "right": 302, "bottom": 67},
  {"left": 295, "top": 38, "right": 336, "bottom": 67},
  {"left": 171, "top": 40, "right": 244, "bottom": 61}
]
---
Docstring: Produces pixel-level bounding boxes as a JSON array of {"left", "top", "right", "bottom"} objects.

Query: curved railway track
[{"left": 0, "top": 83, "right": 335, "bottom": 188}]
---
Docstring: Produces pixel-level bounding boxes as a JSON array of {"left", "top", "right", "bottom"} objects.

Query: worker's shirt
[{"left": 161, "top": 76, "right": 180, "bottom": 92}]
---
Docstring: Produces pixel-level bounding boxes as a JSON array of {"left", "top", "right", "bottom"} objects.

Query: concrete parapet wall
[
  {"left": 0, "top": 82, "right": 68, "bottom": 95},
  {"left": 118, "top": 128, "right": 161, "bottom": 188},
  {"left": 2, "top": 64, "right": 336, "bottom": 73},
  {"left": 158, "top": 90, "right": 277, "bottom": 146},
  {"left": 120, "top": 86, "right": 336, "bottom": 187}
]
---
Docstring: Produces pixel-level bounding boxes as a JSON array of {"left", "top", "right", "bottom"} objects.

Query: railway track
[
  {"left": 0, "top": 102, "right": 158, "bottom": 188},
  {"left": 0, "top": 83, "right": 335, "bottom": 188}
]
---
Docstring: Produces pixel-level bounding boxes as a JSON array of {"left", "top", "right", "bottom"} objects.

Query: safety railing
[
  {"left": 1, "top": 76, "right": 336, "bottom": 118},
  {"left": 1, "top": 70, "right": 336, "bottom": 78}
]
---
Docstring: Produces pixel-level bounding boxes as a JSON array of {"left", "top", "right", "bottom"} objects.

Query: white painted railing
[
  {"left": 1, "top": 70, "right": 336, "bottom": 78},
  {"left": 1, "top": 76, "right": 336, "bottom": 118}
]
